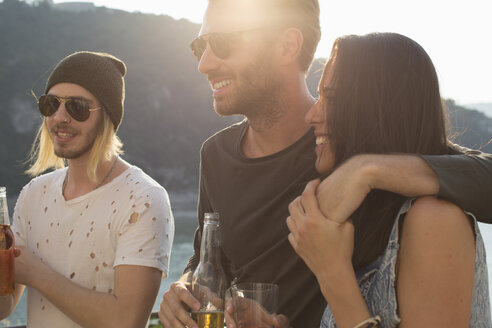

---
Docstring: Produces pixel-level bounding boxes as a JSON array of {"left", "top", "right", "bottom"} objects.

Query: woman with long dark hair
[{"left": 287, "top": 33, "right": 490, "bottom": 327}]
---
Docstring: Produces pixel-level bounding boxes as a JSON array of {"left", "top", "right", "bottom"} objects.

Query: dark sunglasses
[
  {"left": 190, "top": 28, "right": 268, "bottom": 61},
  {"left": 38, "top": 94, "right": 101, "bottom": 122}
]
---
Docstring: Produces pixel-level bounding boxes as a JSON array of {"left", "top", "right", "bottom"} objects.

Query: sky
[{"left": 50, "top": 0, "right": 492, "bottom": 105}]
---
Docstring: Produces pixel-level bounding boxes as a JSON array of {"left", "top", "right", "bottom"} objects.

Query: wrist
[
  {"left": 28, "top": 260, "right": 51, "bottom": 291},
  {"left": 318, "top": 266, "right": 372, "bottom": 327},
  {"left": 179, "top": 271, "right": 193, "bottom": 284},
  {"left": 316, "top": 261, "right": 356, "bottom": 300},
  {"left": 353, "top": 315, "right": 382, "bottom": 328},
  {"left": 349, "top": 154, "right": 379, "bottom": 191}
]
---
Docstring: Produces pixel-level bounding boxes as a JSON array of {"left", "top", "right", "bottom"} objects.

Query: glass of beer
[{"left": 230, "top": 282, "right": 279, "bottom": 328}]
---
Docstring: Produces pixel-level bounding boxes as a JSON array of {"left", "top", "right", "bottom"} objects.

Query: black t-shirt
[
  {"left": 422, "top": 144, "right": 492, "bottom": 222},
  {"left": 185, "top": 120, "right": 325, "bottom": 328}
]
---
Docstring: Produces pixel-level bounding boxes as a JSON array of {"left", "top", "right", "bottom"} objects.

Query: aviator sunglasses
[
  {"left": 37, "top": 94, "right": 101, "bottom": 122},
  {"left": 190, "top": 28, "right": 269, "bottom": 61}
]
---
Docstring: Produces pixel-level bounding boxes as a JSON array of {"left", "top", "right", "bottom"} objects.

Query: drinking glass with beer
[{"left": 229, "top": 282, "right": 279, "bottom": 328}]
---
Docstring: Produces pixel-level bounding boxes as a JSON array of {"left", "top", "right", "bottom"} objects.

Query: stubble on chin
[
  {"left": 212, "top": 96, "right": 235, "bottom": 117},
  {"left": 214, "top": 50, "right": 285, "bottom": 129},
  {"left": 53, "top": 140, "right": 95, "bottom": 159}
]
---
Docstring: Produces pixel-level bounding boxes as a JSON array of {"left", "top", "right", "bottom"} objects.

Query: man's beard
[
  {"left": 214, "top": 50, "right": 285, "bottom": 128},
  {"left": 54, "top": 138, "right": 95, "bottom": 159},
  {"left": 52, "top": 123, "right": 100, "bottom": 159}
]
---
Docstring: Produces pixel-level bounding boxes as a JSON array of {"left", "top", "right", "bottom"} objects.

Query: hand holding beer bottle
[
  {"left": 0, "top": 187, "right": 15, "bottom": 295},
  {"left": 191, "top": 212, "right": 228, "bottom": 328}
]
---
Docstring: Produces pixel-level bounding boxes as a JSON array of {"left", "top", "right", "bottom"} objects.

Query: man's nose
[
  {"left": 198, "top": 43, "right": 221, "bottom": 75},
  {"left": 51, "top": 101, "right": 71, "bottom": 123}
]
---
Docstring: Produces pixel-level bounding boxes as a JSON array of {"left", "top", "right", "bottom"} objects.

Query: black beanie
[{"left": 45, "top": 51, "right": 126, "bottom": 131}]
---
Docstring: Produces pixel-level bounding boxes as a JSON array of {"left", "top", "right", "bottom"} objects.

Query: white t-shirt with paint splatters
[{"left": 12, "top": 166, "right": 174, "bottom": 328}]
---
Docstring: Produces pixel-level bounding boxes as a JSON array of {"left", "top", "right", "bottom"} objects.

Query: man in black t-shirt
[{"left": 158, "top": 1, "right": 492, "bottom": 327}]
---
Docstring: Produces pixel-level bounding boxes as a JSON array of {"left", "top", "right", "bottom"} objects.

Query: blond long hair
[{"left": 26, "top": 109, "right": 123, "bottom": 181}]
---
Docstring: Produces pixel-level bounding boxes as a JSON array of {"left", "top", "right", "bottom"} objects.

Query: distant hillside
[
  {"left": 0, "top": 0, "right": 490, "bottom": 197},
  {"left": 464, "top": 103, "right": 492, "bottom": 118},
  {"left": 447, "top": 100, "right": 492, "bottom": 151}
]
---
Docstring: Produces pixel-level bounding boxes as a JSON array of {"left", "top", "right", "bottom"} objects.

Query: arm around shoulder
[
  {"left": 397, "top": 196, "right": 475, "bottom": 327},
  {"left": 316, "top": 154, "right": 439, "bottom": 223}
]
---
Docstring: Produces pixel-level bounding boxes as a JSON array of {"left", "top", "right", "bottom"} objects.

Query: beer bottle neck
[{"left": 199, "top": 220, "right": 222, "bottom": 265}]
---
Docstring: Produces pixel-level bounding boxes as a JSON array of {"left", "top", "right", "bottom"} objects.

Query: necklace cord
[{"left": 62, "top": 155, "right": 119, "bottom": 195}]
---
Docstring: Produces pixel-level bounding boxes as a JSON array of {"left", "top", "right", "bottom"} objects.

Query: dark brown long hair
[{"left": 322, "top": 33, "right": 449, "bottom": 269}]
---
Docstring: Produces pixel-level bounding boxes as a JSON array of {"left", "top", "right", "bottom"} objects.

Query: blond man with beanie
[{"left": 0, "top": 51, "right": 174, "bottom": 328}]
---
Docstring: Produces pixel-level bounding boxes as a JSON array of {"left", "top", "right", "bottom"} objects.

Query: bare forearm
[
  {"left": 360, "top": 154, "right": 439, "bottom": 197},
  {"left": 30, "top": 263, "right": 158, "bottom": 328},
  {"left": 31, "top": 266, "right": 128, "bottom": 328},
  {"left": 317, "top": 266, "right": 371, "bottom": 328},
  {"left": 316, "top": 154, "right": 439, "bottom": 223}
]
